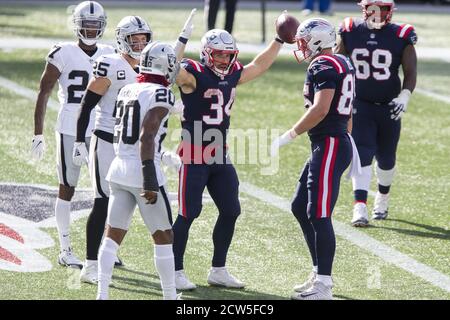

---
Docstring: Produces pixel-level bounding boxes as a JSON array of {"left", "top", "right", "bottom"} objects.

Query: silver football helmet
[
  {"left": 115, "top": 16, "right": 152, "bottom": 59},
  {"left": 294, "top": 18, "right": 336, "bottom": 63},
  {"left": 140, "top": 42, "right": 180, "bottom": 85},
  {"left": 72, "top": 1, "right": 107, "bottom": 46},
  {"left": 359, "top": 0, "right": 395, "bottom": 29},
  {"left": 200, "top": 29, "right": 239, "bottom": 77}
]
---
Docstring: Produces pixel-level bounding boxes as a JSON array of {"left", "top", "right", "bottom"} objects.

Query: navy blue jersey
[
  {"left": 303, "top": 54, "right": 355, "bottom": 140},
  {"left": 179, "top": 59, "right": 243, "bottom": 148},
  {"left": 339, "top": 18, "right": 417, "bottom": 104}
]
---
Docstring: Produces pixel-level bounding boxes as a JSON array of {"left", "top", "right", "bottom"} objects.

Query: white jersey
[
  {"left": 46, "top": 42, "right": 115, "bottom": 136},
  {"left": 107, "top": 82, "right": 175, "bottom": 188},
  {"left": 92, "top": 53, "right": 138, "bottom": 133}
]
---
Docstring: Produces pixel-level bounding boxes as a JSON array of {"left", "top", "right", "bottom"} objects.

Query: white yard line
[
  {"left": 240, "top": 182, "right": 450, "bottom": 293},
  {"left": 0, "top": 76, "right": 59, "bottom": 111}
]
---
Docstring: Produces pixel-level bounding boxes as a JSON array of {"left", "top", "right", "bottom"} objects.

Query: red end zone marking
[
  {"left": 0, "top": 223, "right": 24, "bottom": 243},
  {"left": 0, "top": 246, "right": 22, "bottom": 265}
]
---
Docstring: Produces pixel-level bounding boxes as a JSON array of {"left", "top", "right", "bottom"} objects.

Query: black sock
[
  {"left": 172, "top": 215, "right": 193, "bottom": 271},
  {"left": 354, "top": 189, "right": 368, "bottom": 203},
  {"left": 212, "top": 214, "right": 239, "bottom": 267},
  {"left": 86, "top": 197, "right": 109, "bottom": 261},
  {"left": 311, "top": 218, "right": 335, "bottom": 276},
  {"left": 378, "top": 184, "right": 390, "bottom": 194}
]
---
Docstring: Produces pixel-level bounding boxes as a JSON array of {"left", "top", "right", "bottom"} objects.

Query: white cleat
[
  {"left": 58, "top": 248, "right": 83, "bottom": 269},
  {"left": 293, "top": 271, "right": 317, "bottom": 293},
  {"left": 207, "top": 267, "right": 245, "bottom": 289},
  {"left": 80, "top": 262, "right": 98, "bottom": 284},
  {"left": 351, "top": 202, "right": 369, "bottom": 227},
  {"left": 175, "top": 270, "right": 197, "bottom": 291},
  {"left": 373, "top": 192, "right": 389, "bottom": 220},
  {"left": 291, "top": 280, "right": 333, "bottom": 300}
]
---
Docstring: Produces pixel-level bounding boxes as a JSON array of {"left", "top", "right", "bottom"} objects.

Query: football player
[
  {"left": 271, "top": 18, "right": 358, "bottom": 300},
  {"left": 172, "top": 19, "right": 285, "bottom": 290},
  {"left": 335, "top": 0, "right": 417, "bottom": 226},
  {"left": 31, "top": 1, "right": 115, "bottom": 268},
  {"left": 73, "top": 15, "right": 152, "bottom": 283},
  {"left": 97, "top": 42, "right": 180, "bottom": 300},
  {"left": 73, "top": 10, "right": 195, "bottom": 284}
]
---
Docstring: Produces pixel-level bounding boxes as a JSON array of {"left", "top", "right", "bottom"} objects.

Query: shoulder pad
[
  {"left": 182, "top": 58, "right": 204, "bottom": 73},
  {"left": 309, "top": 55, "right": 345, "bottom": 74},
  {"left": 340, "top": 17, "right": 354, "bottom": 33},
  {"left": 395, "top": 23, "right": 416, "bottom": 40}
]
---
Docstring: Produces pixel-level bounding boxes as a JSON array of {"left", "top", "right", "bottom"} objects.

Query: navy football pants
[
  {"left": 352, "top": 98, "right": 401, "bottom": 170},
  {"left": 173, "top": 162, "right": 241, "bottom": 270},
  {"left": 291, "top": 135, "right": 352, "bottom": 275}
]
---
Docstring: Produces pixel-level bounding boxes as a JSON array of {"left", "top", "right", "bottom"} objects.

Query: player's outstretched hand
[
  {"left": 31, "top": 134, "right": 45, "bottom": 161},
  {"left": 72, "top": 142, "right": 89, "bottom": 166},
  {"left": 180, "top": 8, "right": 197, "bottom": 40},
  {"left": 141, "top": 190, "right": 158, "bottom": 204}
]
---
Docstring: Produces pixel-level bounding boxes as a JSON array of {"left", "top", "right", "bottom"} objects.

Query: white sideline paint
[
  {"left": 240, "top": 182, "right": 450, "bottom": 293},
  {"left": 0, "top": 76, "right": 59, "bottom": 111}
]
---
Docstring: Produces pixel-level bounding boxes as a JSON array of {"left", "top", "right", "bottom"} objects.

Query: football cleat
[
  {"left": 114, "top": 256, "right": 124, "bottom": 268},
  {"left": 207, "top": 267, "right": 245, "bottom": 289},
  {"left": 80, "top": 262, "right": 98, "bottom": 284},
  {"left": 373, "top": 192, "right": 389, "bottom": 220},
  {"left": 351, "top": 202, "right": 369, "bottom": 227},
  {"left": 291, "top": 280, "right": 333, "bottom": 300},
  {"left": 175, "top": 270, "right": 197, "bottom": 290},
  {"left": 293, "top": 271, "right": 317, "bottom": 292},
  {"left": 58, "top": 248, "right": 83, "bottom": 269}
]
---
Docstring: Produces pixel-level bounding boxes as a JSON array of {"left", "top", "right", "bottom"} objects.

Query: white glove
[
  {"left": 389, "top": 89, "right": 411, "bottom": 121},
  {"left": 179, "top": 8, "right": 196, "bottom": 40},
  {"left": 72, "top": 142, "right": 89, "bottom": 166},
  {"left": 161, "top": 150, "right": 182, "bottom": 172},
  {"left": 270, "top": 129, "right": 298, "bottom": 157},
  {"left": 31, "top": 135, "right": 45, "bottom": 161}
]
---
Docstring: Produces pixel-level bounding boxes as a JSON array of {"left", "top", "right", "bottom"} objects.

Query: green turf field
[{"left": 0, "top": 3, "right": 449, "bottom": 300}]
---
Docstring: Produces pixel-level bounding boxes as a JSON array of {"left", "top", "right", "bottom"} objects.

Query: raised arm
[{"left": 238, "top": 39, "right": 283, "bottom": 85}]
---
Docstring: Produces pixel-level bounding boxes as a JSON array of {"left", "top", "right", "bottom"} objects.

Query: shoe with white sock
[
  {"left": 293, "top": 271, "right": 317, "bottom": 293},
  {"left": 291, "top": 280, "right": 333, "bottom": 300},
  {"left": 351, "top": 202, "right": 369, "bottom": 227},
  {"left": 80, "top": 262, "right": 98, "bottom": 284},
  {"left": 58, "top": 248, "right": 83, "bottom": 269},
  {"left": 175, "top": 270, "right": 197, "bottom": 290},
  {"left": 373, "top": 192, "right": 389, "bottom": 220},
  {"left": 207, "top": 267, "right": 245, "bottom": 288}
]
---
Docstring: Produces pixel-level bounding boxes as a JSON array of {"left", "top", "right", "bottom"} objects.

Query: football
[{"left": 275, "top": 12, "right": 300, "bottom": 44}]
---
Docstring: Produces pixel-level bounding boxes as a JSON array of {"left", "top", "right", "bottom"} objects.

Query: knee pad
[{"left": 376, "top": 165, "right": 395, "bottom": 186}]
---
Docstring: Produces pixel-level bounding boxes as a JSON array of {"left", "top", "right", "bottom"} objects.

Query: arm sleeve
[{"left": 76, "top": 90, "right": 102, "bottom": 142}]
